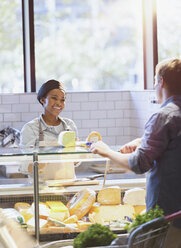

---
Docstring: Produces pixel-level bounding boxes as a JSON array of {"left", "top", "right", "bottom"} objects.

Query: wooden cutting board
[{"left": 46, "top": 178, "right": 99, "bottom": 187}]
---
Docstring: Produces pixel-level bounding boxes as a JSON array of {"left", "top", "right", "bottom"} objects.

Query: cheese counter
[{"left": 0, "top": 146, "right": 146, "bottom": 244}]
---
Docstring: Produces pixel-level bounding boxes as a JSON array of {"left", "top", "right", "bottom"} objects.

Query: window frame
[
  {"left": 22, "top": 0, "right": 36, "bottom": 92},
  {"left": 22, "top": 0, "right": 158, "bottom": 92}
]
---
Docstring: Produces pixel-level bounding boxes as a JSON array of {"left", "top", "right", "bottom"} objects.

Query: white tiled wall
[{"left": 0, "top": 91, "right": 160, "bottom": 146}]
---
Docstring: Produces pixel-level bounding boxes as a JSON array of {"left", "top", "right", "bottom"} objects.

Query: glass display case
[{"left": 0, "top": 146, "right": 146, "bottom": 245}]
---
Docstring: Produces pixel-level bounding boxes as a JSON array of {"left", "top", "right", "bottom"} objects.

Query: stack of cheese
[
  {"left": 88, "top": 186, "right": 135, "bottom": 225},
  {"left": 13, "top": 188, "right": 96, "bottom": 233},
  {"left": 13, "top": 187, "right": 146, "bottom": 234}
]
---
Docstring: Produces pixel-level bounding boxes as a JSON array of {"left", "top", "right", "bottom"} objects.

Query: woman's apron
[{"left": 37, "top": 118, "right": 75, "bottom": 180}]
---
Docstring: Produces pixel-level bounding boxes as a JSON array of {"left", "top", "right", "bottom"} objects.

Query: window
[
  {"left": 157, "top": 0, "right": 181, "bottom": 61},
  {"left": 0, "top": 0, "right": 24, "bottom": 93},
  {"left": 34, "top": 0, "right": 144, "bottom": 91}
]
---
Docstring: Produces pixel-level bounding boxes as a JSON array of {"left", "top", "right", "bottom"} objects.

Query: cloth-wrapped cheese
[{"left": 67, "top": 189, "right": 96, "bottom": 219}]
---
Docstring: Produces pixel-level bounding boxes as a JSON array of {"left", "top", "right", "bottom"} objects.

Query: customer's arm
[
  {"left": 91, "top": 141, "right": 131, "bottom": 171},
  {"left": 120, "top": 138, "right": 142, "bottom": 153}
]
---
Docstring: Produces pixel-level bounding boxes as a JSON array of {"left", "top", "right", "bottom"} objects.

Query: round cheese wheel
[
  {"left": 67, "top": 189, "right": 96, "bottom": 219},
  {"left": 86, "top": 131, "right": 102, "bottom": 143}
]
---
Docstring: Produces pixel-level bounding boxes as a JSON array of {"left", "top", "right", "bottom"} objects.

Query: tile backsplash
[{"left": 0, "top": 91, "right": 159, "bottom": 146}]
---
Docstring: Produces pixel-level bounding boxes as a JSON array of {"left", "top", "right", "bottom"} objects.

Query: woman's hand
[
  {"left": 120, "top": 138, "right": 141, "bottom": 154},
  {"left": 91, "top": 141, "right": 131, "bottom": 171},
  {"left": 90, "top": 141, "right": 112, "bottom": 157}
]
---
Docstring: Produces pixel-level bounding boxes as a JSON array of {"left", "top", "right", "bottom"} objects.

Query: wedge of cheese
[
  {"left": 19, "top": 209, "right": 33, "bottom": 223},
  {"left": 97, "top": 186, "right": 121, "bottom": 205},
  {"left": 58, "top": 131, "right": 76, "bottom": 147},
  {"left": 30, "top": 202, "right": 50, "bottom": 220},
  {"left": 88, "top": 204, "right": 135, "bottom": 224},
  {"left": 77, "top": 221, "right": 92, "bottom": 232},
  {"left": 27, "top": 217, "right": 48, "bottom": 229}
]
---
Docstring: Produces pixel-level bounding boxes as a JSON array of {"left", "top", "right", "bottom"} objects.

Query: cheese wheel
[
  {"left": 97, "top": 186, "right": 121, "bottom": 205},
  {"left": 67, "top": 189, "right": 96, "bottom": 219},
  {"left": 123, "top": 188, "right": 146, "bottom": 205},
  {"left": 86, "top": 131, "right": 102, "bottom": 143}
]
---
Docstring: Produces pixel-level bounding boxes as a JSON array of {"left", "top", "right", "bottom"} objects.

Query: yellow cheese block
[
  {"left": 58, "top": 131, "right": 76, "bottom": 147},
  {"left": 86, "top": 131, "right": 102, "bottom": 143},
  {"left": 88, "top": 204, "right": 135, "bottom": 224},
  {"left": 46, "top": 201, "right": 68, "bottom": 213},
  {"left": 97, "top": 186, "right": 121, "bottom": 205},
  {"left": 46, "top": 201, "right": 70, "bottom": 221}
]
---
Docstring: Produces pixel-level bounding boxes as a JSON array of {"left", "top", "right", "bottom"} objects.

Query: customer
[
  {"left": 91, "top": 58, "right": 181, "bottom": 248},
  {"left": 20, "top": 79, "right": 78, "bottom": 147}
]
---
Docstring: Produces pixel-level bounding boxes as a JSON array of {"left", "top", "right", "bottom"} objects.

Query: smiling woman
[{"left": 20, "top": 79, "right": 78, "bottom": 147}]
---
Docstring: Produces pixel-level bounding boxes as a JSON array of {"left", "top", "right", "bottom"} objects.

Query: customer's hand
[
  {"left": 120, "top": 138, "right": 141, "bottom": 154},
  {"left": 90, "top": 141, "right": 112, "bottom": 157}
]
